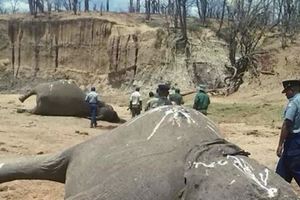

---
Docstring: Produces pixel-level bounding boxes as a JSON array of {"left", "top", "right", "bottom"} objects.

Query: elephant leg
[
  {"left": 0, "top": 152, "right": 70, "bottom": 184},
  {"left": 19, "top": 90, "right": 36, "bottom": 103}
]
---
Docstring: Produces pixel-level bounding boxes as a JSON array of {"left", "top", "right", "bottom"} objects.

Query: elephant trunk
[
  {"left": 19, "top": 90, "right": 36, "bottom": 103},
  {"left": 0, "top": 152, "right": 69, "bottom": 184}
]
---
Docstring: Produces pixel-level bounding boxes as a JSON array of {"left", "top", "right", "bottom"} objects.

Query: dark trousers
[
  {"left": 276, "top": 155, "right": 300, "bottom": 186},
  {"left": 131, "top": 106, "right": 141, "bottom": 118},
  {"left": 276, "top": 135, "right": 300, "bottom": 186},
  {"left": 89, "top": 103, "right": 98, "bottom": 127}
]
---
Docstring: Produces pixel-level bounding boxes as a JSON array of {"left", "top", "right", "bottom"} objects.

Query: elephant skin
[
  {"left": 18, "top": 80, "right": 123, "bottom": 123},
  {"left": 0, "top": 106, "right": 298, "bottom": 199},
  {"left": 180, "top": 139, "right": 299, "bottom": 200}
]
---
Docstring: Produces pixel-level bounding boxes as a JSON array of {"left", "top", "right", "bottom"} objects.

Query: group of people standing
[{"left": 129, "top": 83, "right": 210, "bottom": 118}]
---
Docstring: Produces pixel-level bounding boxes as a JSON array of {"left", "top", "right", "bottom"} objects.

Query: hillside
[{"left": 0, "top": 12, "right": 229, "bottom": 97}]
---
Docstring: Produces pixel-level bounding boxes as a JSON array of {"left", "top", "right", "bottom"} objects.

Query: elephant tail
[{"left": 0, "top": 151, "right": 70, "bottom": 184}]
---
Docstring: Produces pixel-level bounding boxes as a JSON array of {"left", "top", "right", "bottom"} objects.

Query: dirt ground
[{"left": 0, "top": 93, "right": 299, "bottom": 199}]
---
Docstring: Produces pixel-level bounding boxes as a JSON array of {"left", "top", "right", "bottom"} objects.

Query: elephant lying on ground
[
  {"left": 0, "top": 106, "right": 298, "bottom": 199},
  {"left": 18, "top": 80, "right": 123, "bottom": 123},
  {"left": 180, "top": 139, "right": 297, "bottom": 199}
]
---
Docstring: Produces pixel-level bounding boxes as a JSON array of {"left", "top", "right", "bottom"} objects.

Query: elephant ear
[{"left": 183, "top": 139, "right": 250, "bottom": 179}]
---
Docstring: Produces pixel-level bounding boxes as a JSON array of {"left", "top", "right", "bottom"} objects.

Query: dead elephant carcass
[
  {"left": 180, "top": 139, "right": 298, "bottom": 200},
  {"left": 18, "top": 80, "right": 122, "bottom": 123},
  {"left": 0, "top": 106, "right": 298, "bottom": 199}
]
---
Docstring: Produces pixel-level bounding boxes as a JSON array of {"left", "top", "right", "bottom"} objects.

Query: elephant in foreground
[
  {"left": 17, "top": 80, "right": 123, "bottom": 123},
  {"left": 0, "top": 106, "right": 298, "bottom": 199}
]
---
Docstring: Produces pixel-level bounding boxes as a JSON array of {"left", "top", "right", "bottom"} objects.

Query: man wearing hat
[
  {"left": 147, "top": 84, "right": 172, "bottom": 110},
  {"left": 276, "top": 79, "right": 300, "bottom": 186},
  {"left": 193, "top": 84, "right": 210, "bottom": 115},
  {"left": 85, "top": 87, "right": 99, "bottom": 128}
]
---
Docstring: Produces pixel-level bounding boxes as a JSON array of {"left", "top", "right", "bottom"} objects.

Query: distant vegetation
[{"left": 1, "top": 0, "right": 300, "bottom": 94}]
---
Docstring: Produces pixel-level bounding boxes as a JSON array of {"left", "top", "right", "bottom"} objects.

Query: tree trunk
[
  {"left": 84, "top": 0, "right": 89, "bottom": 12},
  {"left": 136, "top": 0, "right": 140, "bottom": 13},
  {"left": 145, "top": 0, "right": 151, "bottom": 20},
  {"left": 106, "top": 0, "right": 109, "bottom": 11},
  {"left": 218, "top": 0, "right": 226, "bottom": 33}
]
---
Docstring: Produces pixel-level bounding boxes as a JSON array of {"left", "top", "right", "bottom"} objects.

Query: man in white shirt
[
  {"left": 129, "top": 87, "right": 142, "bottom": 118},
  {"left": 85, "top": 87, "right": 99, "bottom": 128}
]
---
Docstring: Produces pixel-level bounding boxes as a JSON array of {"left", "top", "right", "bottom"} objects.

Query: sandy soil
[{"left": 0, "top": 94, "right": 298, "bottom": 199}]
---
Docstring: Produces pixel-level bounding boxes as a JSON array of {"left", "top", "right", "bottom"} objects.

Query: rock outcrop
[{"left": 0, "top": 13, "right": 229, "bottom": 94}]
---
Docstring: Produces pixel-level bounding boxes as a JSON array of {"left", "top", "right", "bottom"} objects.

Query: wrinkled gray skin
[
  {"left": 0, "top": 106, "right": 298, "bottom": 199},
  {"left": 180, "top": 140, "right": 299, "bottom": 200},
  {"left": 18, "top": 80, "right": 122, "bottom": 123}
]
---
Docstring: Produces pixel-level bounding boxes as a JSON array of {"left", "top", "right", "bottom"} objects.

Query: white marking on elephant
[
  {"left": 207, "top": 124, "right": 221, "bottom": 137},
  {"left": 147, "top": 107, "right": 199, "bottom": 140},
  {"left": 0, "top": 163, "right": 4, "bottom": 168},
  {"left": 229, "top": 180, "right": 236, "bottom": 185},
  {"left": 217, "top": 160, "right": 228, "bottom": 166},
  {"left": 227, "top": 156, "right": 278, "bottom": 198},
  {"left": 147, "top": 110, "right": 173, "bottom": 140},
  {"left": 193, "top": 159, "right": 228, "bottom": 169},
  {"left": 194, "top": 161, "right": 216, "bottom": 168},
  {"left": 207, "top": 120, "right": 217, "bottom": 130},
  {"left": 259, "top": 169, "right": 269, "bottom": 187},
  {"left": 177, "top": 136, "right": 182, "bottom": 140}
]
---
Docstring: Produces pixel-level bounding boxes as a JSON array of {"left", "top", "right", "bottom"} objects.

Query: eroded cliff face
[{"left": 0, "top": 13, "right": 229, "bottom": 94}]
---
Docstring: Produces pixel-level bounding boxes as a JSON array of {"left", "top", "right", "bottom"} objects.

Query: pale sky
[{"left": 0, "top": 0, "right": 130, "bottom": 12}]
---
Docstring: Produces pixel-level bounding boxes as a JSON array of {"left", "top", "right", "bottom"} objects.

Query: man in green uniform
[
  {"left": 193, "top": 84, "right": 210, "bottom": 115},
  {"left": 169, "top": 88, "right": 184, "bottom": 105},
  {"left": 144, "top": 91, "right": 158, "bottom": 111}
]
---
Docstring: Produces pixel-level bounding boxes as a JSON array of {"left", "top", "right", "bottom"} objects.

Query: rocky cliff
[{"left": 0, "top": 13, "right": 229, "bottom": 95}]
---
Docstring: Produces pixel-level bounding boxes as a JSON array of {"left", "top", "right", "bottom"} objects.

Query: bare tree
[
  {"left": 136, "top": 0, "right": 140, "bottom": 12},
  {"left": 28, "top": 0, "right": 45, "bottom": 16},
  {"left": 145, "top": 0, "right": 151, "bottom": 19},
  {"left": 129, "top": 0, "right": 134, "bottom": 12},
  {"left": 84, "top": 0, "right": 89, "bottom": 11},
  {"left": 45, "top": 0, "right": 51, "bottom": 13},
  {"left": 217, "top": 0, "right": 226, "bottom": 32},
  {"left": 10, "top": 0, "right": 19, "bottom": 13},
  {"left": 73, "top": 0, "right": 79, "bottom": 14},
  {"left": 224, "top": 0, "right": 272, "bottom": 94},
  {"left": 53, "top": 0, "right": 62, "bottom": 11},
  {"left": 196, "top": 0, "right": 208, "bottom": 24},
  {"left": 175, "top": 0, "right": 188, "bottom": 43},
  {"left": 100, "top": 2, "right": 103, "bottom": 15},
  {"left": 0, "top": 1, "right": 7, "bottom": 14}
]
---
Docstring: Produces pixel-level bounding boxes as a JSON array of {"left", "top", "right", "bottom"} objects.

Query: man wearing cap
[
  {"left": 85, "top": 87, "right": 99, "bottom": 128},
  {"left": 129, "top": 87, "right": 142, "bottom": 118},
  {"left": 169, "top": 88, "right": 184, "bottom": 105},
  {"left": 193, "top": 84, "right": 210, "bottom": 115},
  {"left": 147, "top": 84, "right": 172, "bottom": 110},
  {"left": 276, "top": 79, "right": 300, "bottom": 186}
]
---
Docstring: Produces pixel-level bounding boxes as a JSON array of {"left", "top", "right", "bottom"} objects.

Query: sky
[{"left": 0, "top": 0, "right": 130, "bottom": 12}]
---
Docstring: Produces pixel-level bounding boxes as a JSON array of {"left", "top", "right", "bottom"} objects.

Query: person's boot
[{"left": 90, "top": 123, "right": 94, "bottom": 128}]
